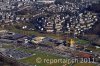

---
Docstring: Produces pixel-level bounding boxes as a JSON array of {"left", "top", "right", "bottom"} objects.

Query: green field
[
  {"left": 19, "top": 51, "right": 69, "bottom": 66},
  {"left": 16, "top": 47, "right": 69, "bottom": 66},
  {"left": 74, "top": 38, "right": 90, "bottom": 45},
  {"left": 1, "top": 24, "right": 60, "bottom": 39},
  {"left": 17, "top": 47, "right": 96, "bottom": 66},
  {"left": 73, "top": 63, "right": 96, "bottom": 66},
  {"left": 87, "top": 46, "right": 100, "bottom": 52},
  {"left": 19, "top": 50, "right": 96, "bottom": 66},
  {"left": 8, "top": 26, "right": 62, "bottom": 40}
]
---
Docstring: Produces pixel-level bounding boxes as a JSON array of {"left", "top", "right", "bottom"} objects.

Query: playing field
[
  {"left": 19, "top": 51, "right": 70, "bottom": 66},
  {"left": 18, "top": 47, "right": 96, "bottom": 66}
]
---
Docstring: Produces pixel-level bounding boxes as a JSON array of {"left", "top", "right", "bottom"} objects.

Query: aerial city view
[{"left": 0, "top": 0, "right": 100, "bottom": 66}]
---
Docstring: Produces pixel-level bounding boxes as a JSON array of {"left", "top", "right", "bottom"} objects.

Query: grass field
[
  {"left": 17, "top": 47, "right": 96, "bottom": 66},
  {"left": 11, "top": 23, "right": 60, "bottom": 38},
  {"left": 74, "top": 38, "right": 90, "bottom": 45},
  {"left": 73, "top": 63, "right": 96, "bottom": 66},
  {"left": 19, "top": 51, "right": 70, "bottom": 66},
  {"left": 19, "top": 51, "right": 96, "bottom": 66},
  {"left": 8, "top": 26, "right": 62, "bottom": 40},
  {"left": 16, "top": 47, "right": 69, "bottom": 66},
  {"left": 87, "top": 46, "right": 100, "bottom": 52}
]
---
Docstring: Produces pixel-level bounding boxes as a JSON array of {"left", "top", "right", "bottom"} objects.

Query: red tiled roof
[{"left": 79, "top": 52, "right": 92, "bottom": 58}]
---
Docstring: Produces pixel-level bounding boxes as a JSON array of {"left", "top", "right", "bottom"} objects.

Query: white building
[{"left": 36, "top": 0, "right": 55, "bottom": 4}]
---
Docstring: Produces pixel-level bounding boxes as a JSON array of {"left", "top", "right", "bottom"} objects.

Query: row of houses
[{"left": 34, "top": 11, "right": 98, "bottom": 35}]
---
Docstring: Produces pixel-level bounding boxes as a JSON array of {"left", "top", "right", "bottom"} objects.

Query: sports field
[{"left": 19, "top": 51, "right": 70, "bottom": 66}]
